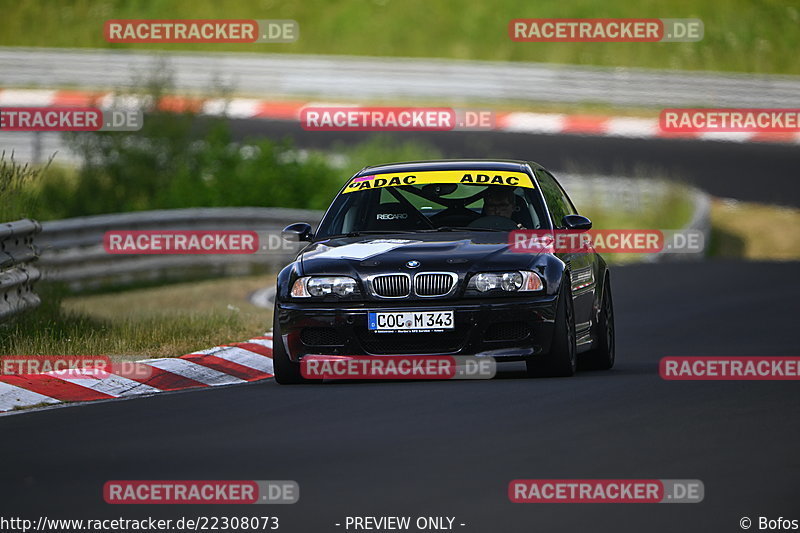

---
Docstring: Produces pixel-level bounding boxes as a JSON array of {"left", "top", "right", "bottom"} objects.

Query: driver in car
[
  {"left": 483, "top": 186, "right": 516, "bottom": 218},
  {"left": 470, "top": 186, "right": 524, "bottom": 229}
]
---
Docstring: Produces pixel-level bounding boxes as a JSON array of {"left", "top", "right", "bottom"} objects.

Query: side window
[
  {"left": 536, "top": 169, "right": 575, "bottom": 228},
  {"left": 554, "top": 173, "right": 578, "bottom": 216}
]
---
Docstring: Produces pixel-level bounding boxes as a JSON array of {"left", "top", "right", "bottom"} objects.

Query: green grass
[
  {"left": 0, "top": 277, "right": 273, "bottom": 357},
  {"left": 0, "top": 151, "right": 49, "bottom": 222},
  {"left": 579, "top": 182, "right": 696, "bottom": 264},
  {"left": 0, "top": 0, "right": 798, "bottom": 75},
  {"left": 581, "top": 185, "right": 694, "bottom": 231},
  {"left": 709, "top": 199, "right": 800, "bottom": 260}
]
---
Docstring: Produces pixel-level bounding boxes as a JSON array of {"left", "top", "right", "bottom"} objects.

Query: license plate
[{"left": 368, "top": 310, "right": 454, "bottom": 332}]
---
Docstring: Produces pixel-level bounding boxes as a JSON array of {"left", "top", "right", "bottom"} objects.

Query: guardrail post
[{"left": 0, "top": 218, "right": 43, "bottom": 323}]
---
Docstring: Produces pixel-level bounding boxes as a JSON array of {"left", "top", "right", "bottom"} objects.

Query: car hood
[{"left": 299, "top": 232, "right": 541, "bottom": 276}]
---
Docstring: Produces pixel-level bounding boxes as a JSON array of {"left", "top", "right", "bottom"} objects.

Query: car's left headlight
[
  {"left": 468, "top": 271, "right": 544, "bottom": 293},
  {"left": 291, "top": 276, "right": 358, "bottom": 298}
]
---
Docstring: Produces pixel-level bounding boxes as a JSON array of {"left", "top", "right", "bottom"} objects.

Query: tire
[
  {"left": 526, "top": 278, "right": 577, "bottom": 378},
  {"left": 580, "top": 275, "right": 615, "bottom": 371},
  {"left": 272, "top": 303, "right": 317, "bottom": 385}
]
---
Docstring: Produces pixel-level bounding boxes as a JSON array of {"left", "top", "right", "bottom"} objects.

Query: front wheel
[
  {"left": 526, "top": 278, "right": 577, "bottom": 378},
  {"left": 272, "top": 304, "right": 318, "bottom": 385},
  {"left": 580, "top": 276, "right": 615, "bottom": 371}
]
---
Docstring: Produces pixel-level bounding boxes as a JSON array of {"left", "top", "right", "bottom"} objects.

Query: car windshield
[{"left": 315, "top": 170, "right": 550, "bottom": 239}]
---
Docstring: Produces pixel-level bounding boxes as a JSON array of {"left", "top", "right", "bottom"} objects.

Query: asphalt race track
[
  {"left": 226, "top": 118, "right": 800, "bottom": 207},
  {"left": 1, "top": 261, "right": 797, "bottom": 532}
]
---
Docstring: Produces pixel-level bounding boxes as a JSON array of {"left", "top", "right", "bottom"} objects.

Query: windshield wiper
[
  {"left": 330, "top": 230, "right": 418, "bottom": 238},
  {"left": 419, "top": 226, "right": 501, "bottom": 232},
  {"left": 327, "top": 227, "right": 502, "bottom": 238}
]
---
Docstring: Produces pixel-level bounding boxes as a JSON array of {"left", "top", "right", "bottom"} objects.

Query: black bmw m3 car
[{"left": 273, "top": 160, "right": 614, "bottom": 383}]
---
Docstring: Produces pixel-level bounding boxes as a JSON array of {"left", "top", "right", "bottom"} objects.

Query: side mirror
[
  {"left": 282, "top": 222, "right": 314, "bottom": 242},
  {"left": 562, "top": 214, "right": 592, "bottom": 231}
]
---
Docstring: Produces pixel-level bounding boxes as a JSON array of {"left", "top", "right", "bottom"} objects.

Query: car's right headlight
[
  {"left": 468, "top": 271, "right": 544, "bottom": 293},
  {"left": 291, "top": 276, "right": 358, "bottom": 298}
]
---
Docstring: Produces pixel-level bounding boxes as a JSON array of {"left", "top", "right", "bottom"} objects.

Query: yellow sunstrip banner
[{"left": 343, "top": 170, "right": 534, "bottom": 193}]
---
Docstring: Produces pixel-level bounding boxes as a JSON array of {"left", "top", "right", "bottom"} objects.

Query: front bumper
[{"left": 276, "top": 296, "right": 559, "bottom": 362}]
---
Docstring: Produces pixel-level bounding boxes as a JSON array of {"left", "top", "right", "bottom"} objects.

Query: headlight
[
  {"left": 291, "top": 276, "right": 357, "bottom": 297},
  {"left": 470, "top": 271, "right": 543, "bottom": 293}
]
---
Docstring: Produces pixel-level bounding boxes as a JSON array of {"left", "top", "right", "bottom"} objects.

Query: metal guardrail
[
  {"left": 644, "top": 186, "right": 710, "bottom": 263},
  {"left": 37, "top": 207, "right": 323, "bottom": 291},
  {"left": 0, "top": 219, "right": 42, "bottom": 322},
  {"left": 1, "top": 47, "right": 799, "bottom": 108},
  {"left": 560, "top": 175, "right": 710, "bottom": 262}
]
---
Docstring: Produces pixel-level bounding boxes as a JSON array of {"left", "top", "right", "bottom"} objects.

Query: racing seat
[
  {"left": 511, "top": 194, "right": 537, "bottom": 228},
  {"left": 370, "top": 203, "right": 416, "bottom": 231}
]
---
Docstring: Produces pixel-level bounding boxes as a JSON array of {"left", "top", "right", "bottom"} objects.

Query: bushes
[
  {"left": 10, "top": 70, "right": 443, "bottom": 220},
  {"left": 30, "top": 108, "right": 443, "bottom": 220},
  {"left": 34, "top": 112, "right": 343, "bottom": 219}
]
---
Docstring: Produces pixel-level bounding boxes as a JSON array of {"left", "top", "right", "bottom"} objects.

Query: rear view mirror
[
  {"left": 421, "top": 183, "right": 458, "bottom": 197},
  {"left": 562, "top": 214, "right": 592, "bottom": 231},
  {"left": 282, "top": 222, "right": 314, "bottom": 242}
]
